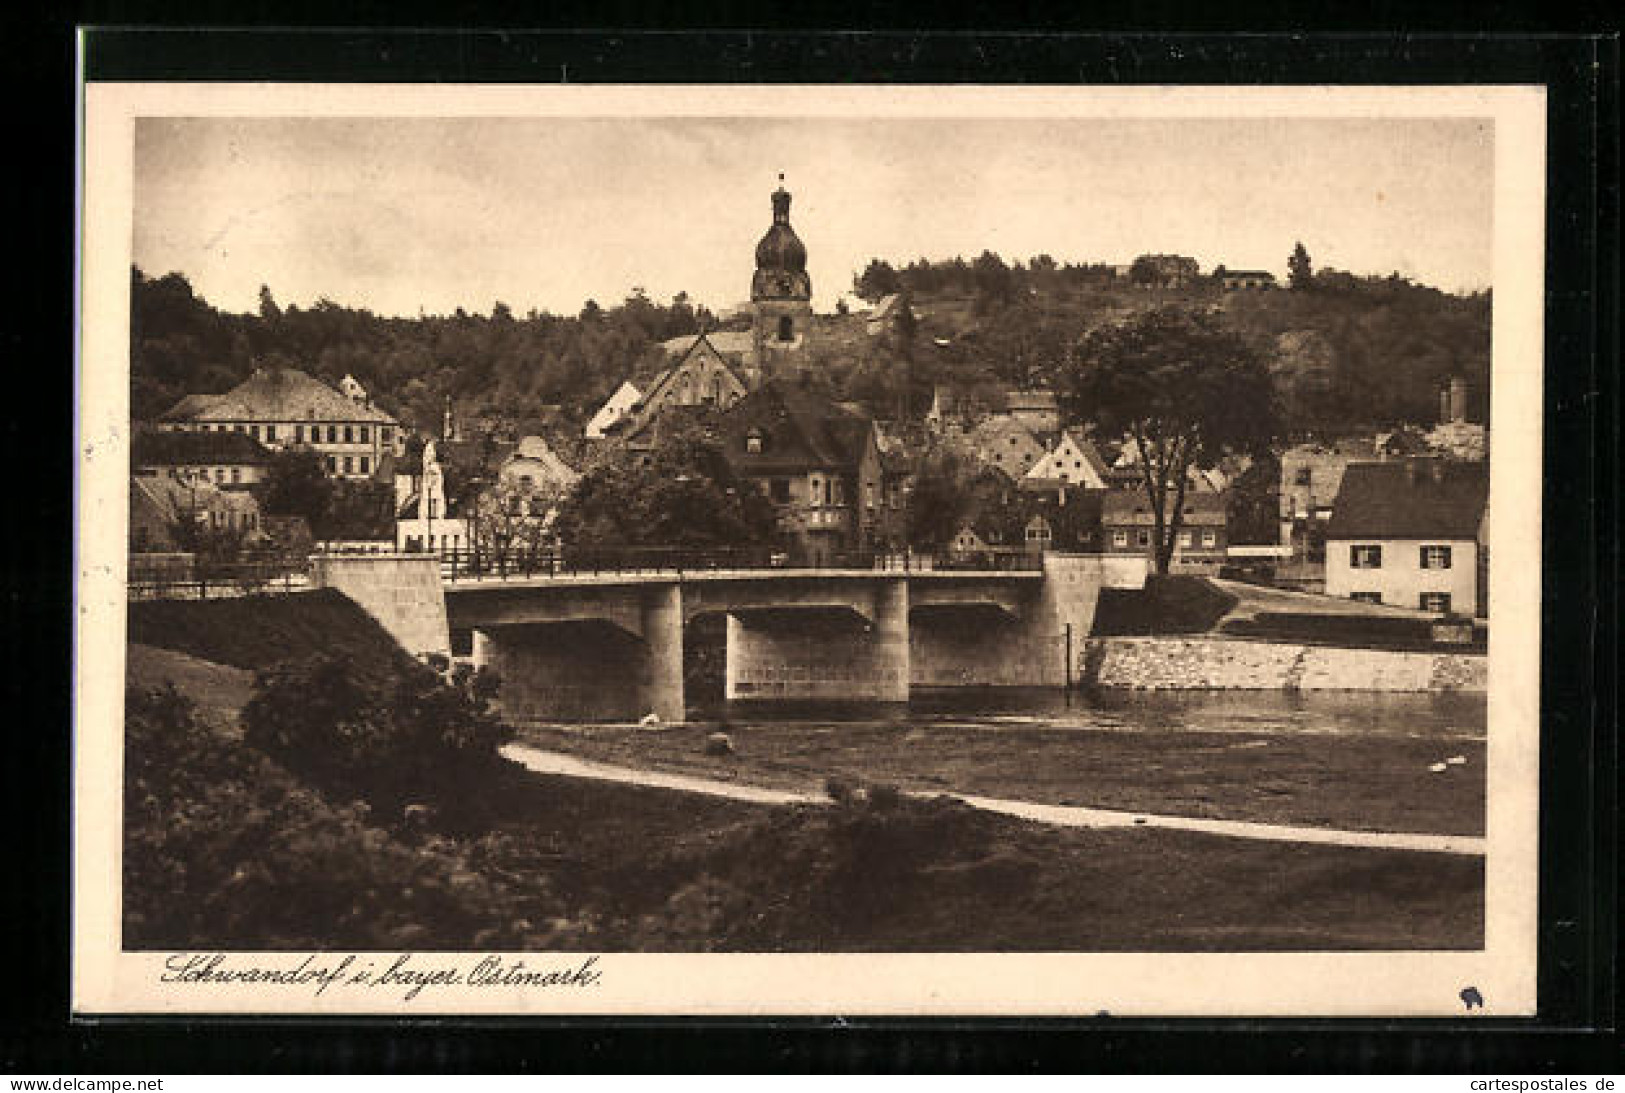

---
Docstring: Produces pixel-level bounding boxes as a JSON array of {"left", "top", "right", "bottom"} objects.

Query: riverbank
[
  {"left": 520, "top": 692, "right": 1485, "bottom": 837},
  {"left": 1086, "top": 636, "right": 1487, "bottom": 693}
]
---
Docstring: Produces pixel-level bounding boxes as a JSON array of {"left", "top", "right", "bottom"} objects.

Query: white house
[
  {"left": 394, "top": 440, "right": 468, "bottom": 553},
  {"left": 1324, "top": 459, "right": 1489, "bottom": 617},
  {"left": 584, "top": 380, "right": 642, "bottom": 440}
]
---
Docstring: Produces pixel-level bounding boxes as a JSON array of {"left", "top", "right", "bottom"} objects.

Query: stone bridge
[{"left": 312, "top": 554, "right": 1103, "bottom": 723}]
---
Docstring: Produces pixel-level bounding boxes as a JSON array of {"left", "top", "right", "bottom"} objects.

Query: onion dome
[
  {"left": 752, "top": 176, "right": 812, "bottom": 300},
  {"left": 755, "top": 183, "right": 807, "bottom": 273}
]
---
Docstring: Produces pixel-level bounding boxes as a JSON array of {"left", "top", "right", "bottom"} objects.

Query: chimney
[{"left": 1449, "top": 376, "right": 1467, "bottom": 423}]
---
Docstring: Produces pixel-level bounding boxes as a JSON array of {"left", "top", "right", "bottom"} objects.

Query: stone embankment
[{"left": 1087, "top": 637, "right": 1486, "bottom": 693}]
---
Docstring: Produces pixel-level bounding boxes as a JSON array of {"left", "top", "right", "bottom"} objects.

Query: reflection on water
[{"left": 705, "top": 688, "right": 1487, "bottom": 741}]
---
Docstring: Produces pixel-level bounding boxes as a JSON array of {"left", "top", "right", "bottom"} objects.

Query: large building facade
[{"left": 157, "top": 366, "right": 404, "bottom": 480}]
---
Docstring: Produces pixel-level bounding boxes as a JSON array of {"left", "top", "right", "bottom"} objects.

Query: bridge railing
[
  {"left": 128, "top": 553, "right": 315, "bottom": 601},
  {"left": 438, "top": 544, "right": 1044, "bottom": 581}
]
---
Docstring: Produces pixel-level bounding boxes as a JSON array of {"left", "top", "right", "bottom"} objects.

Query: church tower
[{"left": 750, "top": 175, "right": 813, "bottom": 380}]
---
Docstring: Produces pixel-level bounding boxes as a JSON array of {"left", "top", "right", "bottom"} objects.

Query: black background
[{"left": 2, "top": 19, "right": 1617, "bottom": 1074}]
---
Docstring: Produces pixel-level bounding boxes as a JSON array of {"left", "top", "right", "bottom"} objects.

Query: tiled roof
[
  {"left": 1004, "top": 389, "right": 1058, "bottom": 412},
  {"left": 1325, "top": 460, "right": 1488, "bottom": 540},
  {"left": 1222, "top": 269, "right": 1276, "bottom": 279},
  {"left": 163, "top": 368, "right": 398, "bottom": 425},
  {"left": 133, "top": 429, "right": 271, "bottom": 466},
  {"left": 1103, "top": 489, "right": 1226, "bottom": 526},
  {"left": 721, "top": 379, "right": 874, "bottom": 476},
  {"left": 661, "top": 330, "right": 756, "bottom": 358}
]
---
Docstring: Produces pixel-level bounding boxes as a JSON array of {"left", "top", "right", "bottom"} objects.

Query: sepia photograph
[{"left": 74, "top": 82, "right": 1545, "bottom": 1016}]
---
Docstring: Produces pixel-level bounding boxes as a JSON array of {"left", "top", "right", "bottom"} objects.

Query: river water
[{"left": 700, "top": 688, "right": 1487, "bottom": 742}]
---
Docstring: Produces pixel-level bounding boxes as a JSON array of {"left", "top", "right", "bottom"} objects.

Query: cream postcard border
[{"left": 74, "top": 82, "right": 1545, "bottom": 1016}]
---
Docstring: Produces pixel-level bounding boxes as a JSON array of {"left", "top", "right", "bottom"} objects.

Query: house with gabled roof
[
  {"left": 718, "top": 377, "right": 898, "bottom": 557},
  {"left": 1021, "top": 430, "right": 1112, "bottom": 493},
  {"left": 131, "top": 427, "right": 272, "bottom": 489},
  {"left": 1102, "top": 489, "right": 1228, "bottom": 574},
  {"left": 584, "top": 380, "right": 642, "bottom": 440},
  {"left": 1324, "top": 459, "right": 1489, "bottom": 617}
]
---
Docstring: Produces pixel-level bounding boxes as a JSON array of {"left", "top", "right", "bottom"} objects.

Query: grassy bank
[
  {"left": 123, "top": 604, "right": 1484, "bottom": 951},
  {"left": 520, "top": 716, "right": 1485, "bottom": 837},
  {"left": 128, "top": 588, "right": 419, "bottom": 685},
  {"left": 1092, "top": 576, "right": 1238, "bottom": 635}
]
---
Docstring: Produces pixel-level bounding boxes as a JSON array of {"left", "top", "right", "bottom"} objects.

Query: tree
[
  {"left": 258, "top": 284, "right": 282, "bottom": 323},
  {"left": 554, "top": 419, "right": 778, "bottom": 549},
  {"left": 854, "top": 259, "right": 902, "bottom": 303},
  {"left": 256, "top": 448, "right": 334, "bottom": 525},
  {"left": 1057, "top": 307, "right": 1278, "bottom": 574},
  {"left": 1288, "top": 242, "right": 1313, "bottom": 290}
]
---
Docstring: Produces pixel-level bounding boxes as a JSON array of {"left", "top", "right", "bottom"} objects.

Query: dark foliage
[
  {"left": 123, "top": 683, "right": 578, "bottom": 950},
  {"left": 241, "top": 652, "right": 512, "bottom": 826},
  {"left": 554, "top": 417, "right": 779, "bottom": 548}
]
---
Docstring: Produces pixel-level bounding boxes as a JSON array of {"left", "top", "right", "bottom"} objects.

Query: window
[
  {"left": 1202, "top": 530, "right": 1217, "bottom": 547},
  {"left": 359, "top": 456, "right": 369, "bottom": 474},
  {"left": 1136, "top": 529, "right": 1150, "bottom": 547},
  {"left": 327, "top": 426, "right": 338, "bottom": 444},
  {"left": 746, "top": 431, "right": 763, "bottom": 454},
  {"left": 214, "top": 468, "right": 225, "bottom": 483},
  {"left": 778, "top": 315, "right": 793, "bottom": 341},
  {"left": 294, "top": 425, "right": 303, "bottom": 442},
  {"left": 1420, "top": 592, "right": 1452, "bottom": 614},
  {"left": 344, "top": 425, "right": 354, "bottom": 443},
  {"left": 770, "top": 479, "right": 790, "bottom": 503},
  {"left": 1113, "top": 530, "right": 1129, "bottom": 547},
  {"left": 1294, "top": 467, "right": 1312, "bottom": 486},
  {"left": 1349, "top": 544, "right": 1383, "bottom": 569},
  {"left": 326, "top": 456, "right": 337, "bottom": 473},
  {"left": 1351, "top": 592, "right": 1383, "bottom": 604},
  {"left": 359, "top": 426, "right": 369, "bottom": 442},
  {"left": 1178, "top": 530, "right": 1193, "bottom": 547},
  {"left": 1026, "top": 520, "right": 1052, "bottom": 544},
  {"left": 230, "top": 467, "right": 241, "bottom": 484},
  {"left": 265, "top": 424, "right": 276, "bottom": 441},
  {"left": 383, "top": 427, "right": 393, "bottom": 443},
  {"left": 1420, "top": 545, "right": 1453, "bottom": 569}
]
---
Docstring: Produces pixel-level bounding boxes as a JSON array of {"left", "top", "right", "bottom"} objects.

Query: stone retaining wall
[{"left": 1087, "top": 636, "right": 1487, "bottom": 693}]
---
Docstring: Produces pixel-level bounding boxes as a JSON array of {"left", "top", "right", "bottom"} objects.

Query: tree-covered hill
[
  {"left": 131, "top": 252, "right": 1489, "bottom": 440},
  {"left": 129, "top": 267, "right": 714, "bottom": 433}
]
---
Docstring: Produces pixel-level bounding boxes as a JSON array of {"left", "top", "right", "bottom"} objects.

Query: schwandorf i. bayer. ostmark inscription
[{"left": 160, "top": 953, "right": 604, "bottom": 1002}]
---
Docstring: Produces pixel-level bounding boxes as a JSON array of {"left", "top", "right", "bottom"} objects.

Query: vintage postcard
[{"left": 75, "top": 82, "right": 1544, "bottom": 1015}]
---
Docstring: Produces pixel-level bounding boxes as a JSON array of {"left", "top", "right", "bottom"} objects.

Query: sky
[{"left": 132, "top": 115, "right": 1494, "bottom": 318}]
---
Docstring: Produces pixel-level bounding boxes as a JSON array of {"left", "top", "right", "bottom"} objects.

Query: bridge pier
[{"left": 724, "top": 577, "right": 910, "bottom": 705}]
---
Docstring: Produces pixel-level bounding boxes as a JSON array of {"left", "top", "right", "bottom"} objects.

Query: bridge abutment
[
  {"left": 311, "top": 553, "right": 450, "bottom": 659},
  {"left": 910, "top": 553, "right": 1101, "bottom": 689}
]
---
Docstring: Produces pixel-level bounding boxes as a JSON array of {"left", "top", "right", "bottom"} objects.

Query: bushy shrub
[
  {"left": 241, "top": 652, "right": 512, "bottom": 823},
  {"left": 124, "top": 683, "right": 576, "bottom": 950}
]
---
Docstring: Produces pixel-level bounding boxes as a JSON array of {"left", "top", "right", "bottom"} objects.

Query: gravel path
[{"left": 502, "top": 743, "right": 1486, "bottom": 857}]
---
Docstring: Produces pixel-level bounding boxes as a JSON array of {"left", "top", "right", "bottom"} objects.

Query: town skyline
[{"left": 133, "top": 115, "right": 1495, "bottom": 320}]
